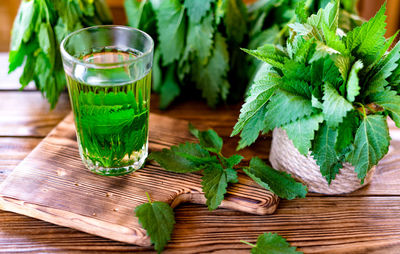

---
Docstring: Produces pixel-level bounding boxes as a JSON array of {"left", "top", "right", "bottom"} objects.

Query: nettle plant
[{"left": 232, "top": 1, "right": 400, "bottom": 184}]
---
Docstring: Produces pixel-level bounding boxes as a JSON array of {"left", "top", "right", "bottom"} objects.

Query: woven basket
[{"left": 269, "top": 128, "right": 375, "bottom": 195}]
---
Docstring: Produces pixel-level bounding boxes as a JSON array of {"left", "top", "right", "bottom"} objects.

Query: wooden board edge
[
  {"left": 171, "top": 192, "right": 279, "bottom": 215},
  {"left": 0, "top": 196, "right": 151, "bottom": 246}
]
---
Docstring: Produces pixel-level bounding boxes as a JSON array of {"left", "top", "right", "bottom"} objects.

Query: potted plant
[{"left": 232, "top": 1, "right": 400, "bottom": 194}]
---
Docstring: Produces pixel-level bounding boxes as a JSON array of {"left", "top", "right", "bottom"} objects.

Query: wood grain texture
[
  {"left": 1, "top": 92, "right": 400, "bottom": 253},
  {"left": 0, "top": 113, "right": 278, "bottom": 246},
  {"left": 0, "top": 92, "right": 70, "bottom": 137},
  {"left": 0, "top": 137, "right": 41, "bottom": 182}
]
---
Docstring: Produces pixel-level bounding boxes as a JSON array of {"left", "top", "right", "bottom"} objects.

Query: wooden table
[{"left": 1, "top": 54, "right": 400, "bottom": 253}]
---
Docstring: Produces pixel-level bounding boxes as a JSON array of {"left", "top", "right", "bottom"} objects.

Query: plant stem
[
  {"left": 146, "top": 192, "right": 152, "bottom": 204},
  {"left": 240, "top": 240, "right": 256, "bottom": 248}
]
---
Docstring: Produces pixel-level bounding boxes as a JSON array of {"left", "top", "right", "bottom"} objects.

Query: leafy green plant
[
  {"left": 150, "top": 124, "right": 307, "bottom": 211},
  {"left": 232, "top": 0, "right": 400, "bottom": 184},
  {"left": 8, "top": 0, "right": 112, "bottom": 108},
  {"left": 241, "top": 232, "right": 302, "bottom": 254},
  {"left": 125, "top": 0, "right": 360, "bottom": 109},
  {"left": 139, "top": 123, "right": 306, "bottom": 252},
  {"left": 135, "top": 192, "right": 175, "bottom": 253}
]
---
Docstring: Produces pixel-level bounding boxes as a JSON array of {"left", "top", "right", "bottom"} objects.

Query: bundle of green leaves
[
  {"left": 8, "top": 0, "right": 112, "bottom": 108},
  {"left": 232, "top": 0, "right": 400, "bottom": 184},
  {"left": 125, "top": 0, "right": 248, "bottom": 108},
  {"left": 125, "top": 0, "right": 360, "bottom": 109}
]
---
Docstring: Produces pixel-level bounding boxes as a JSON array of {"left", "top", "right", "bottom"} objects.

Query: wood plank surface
[
  {"left": 0, "top": 112, "right": 278, "bottom": 246},
  {"left": 1, "top": 91, "right": 400, "bottom": 253}
]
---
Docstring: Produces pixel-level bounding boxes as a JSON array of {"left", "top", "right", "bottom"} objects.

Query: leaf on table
[
  {"left": 244, "top": 232, "right": 303, "bottom": 254},
  {"left": 189, "top": 123, "right": 223, "bottom": 154},
  {"left": 201, "top": 165, "right": 230, "bottom": 210},
  {"left": 149, "top": 142, "right": 211, "bottom": 173},
  {"left": 244, "top": 157, "right": 307, "bottom": 200},
  {"left": 348, "top": 115, "right": 390, "bottom": 182},
  {"left": 135, "top": 198, "right": 175, "bottom": 253}
]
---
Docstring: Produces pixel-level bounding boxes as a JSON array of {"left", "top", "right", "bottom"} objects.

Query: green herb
[
  {"left": 125, "top": 0, "right": 360, "bottom": 109},
  {"left": 232, "top": 1, "right": 398, "bottom": 184},
  {"left": 244, "top": 158, "right": 307, "bottom": 200},
  {"left": 9, "top": 0, "right": 112, "bottom": 108},
  {"left": 135, "top": 192, "right": 175, "bottom": 253},
  {"left": 241, "top": 232, "right": 302, "bottom": 254},
  {"left": 150, "top": 124, "right": 307, "bottom": 210}
]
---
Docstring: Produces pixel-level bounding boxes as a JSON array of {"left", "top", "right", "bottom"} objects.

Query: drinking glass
[{"left": 60, "top": 25, "right": 153, "bottom": 176}]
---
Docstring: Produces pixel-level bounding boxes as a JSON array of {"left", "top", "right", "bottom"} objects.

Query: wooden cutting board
[{"left": 0, "top": 113, "right": 279, "bottom": 246}]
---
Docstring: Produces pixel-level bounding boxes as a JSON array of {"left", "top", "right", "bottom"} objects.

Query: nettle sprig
[
  {"left": 9, "top": 0, "right": 112, "bottom": 108},
  {"left": 136, "top": 124, "right": 306, "bottom": 252},
  {"left": 232, "top": 0, "right": 400, "bottom": 184}
]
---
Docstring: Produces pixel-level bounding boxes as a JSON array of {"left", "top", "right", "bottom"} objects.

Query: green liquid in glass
[{"left": 66, "top": 49, "right": 151, "bottom": 176}]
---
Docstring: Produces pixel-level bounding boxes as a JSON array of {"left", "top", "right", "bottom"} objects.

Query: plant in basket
[{"left": 232, "top": 0, "right": 400, "bottom": 194}]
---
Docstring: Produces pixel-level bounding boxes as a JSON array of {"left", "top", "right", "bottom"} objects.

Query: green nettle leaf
[
  {"left": 186, "top": 14, "right": 214, "bottom": 62},
  {"left": 243, "top": 232, "right": 303, "bottom": 254},
  {"left": 309, "top": 1, "right": 339, "bottom": 31},
  {"left": 242, "top": 45, "right": 285, "bottom": 69},
  {"left": 224, "top": 0, "right": 247, "bottom": 43},
  {"left": 226, "top": 167, "right": 239, "bottom": 184},
  {"left": 283, "top": 113, "right": 324, "bottom": 156},
  {"left": 367, "top": 40, "right": 400, "bottom": 94},
  {"left": 38, "top": 23, "right": 56, "bottom": 68},
  {"left": 236, "top": 104, "right": 267, "bottom": 150},
  {"left": 232, "top": 76, "right": 278, "bottom": 137},
  {"left": 224, "top": 154, "right": 244, "bottom": 168},
  {"left": 189, "top": 123, "right": 223, "bottom": 153},
  {"left": 346, "top": 60, "right": 363, "bottom": 102},
  {"left": 345, "top": 3, "right": 386, "bottom": 65},
  {"left": 322, "top": 83, "right": 353, "bottom": 128},
  {"left": 160, "top": 66, "right": 180, "bottom": 109},
  {"left": 156, "top": 0, "right": 186, "bottom": 65},
  {"left": 244, "top": 157, "right": 307, "bottom": 200},
  {"left": 349, "top": 115, "right": 390, "bottom": 182},
  {"left": 149, "top": 142, "right": 210, "bottom": 173},
  {"left": 335, "top": 111, "right": 358, "bottom": 153},
  {"left": 124, "top": 0, "right": 146, "bottom": 28},
  {"left": 184, "top": 0, "right": 214, "bottom": 22},
  {"left": 371, "top": 90, "right": 400, "bottom": 128},
  {"left": 264, "top": 90, "right": 315, "bottom": 132},
  {"left": 201, "top": 165, "right": 229, "bottom": 210},
  {"left": 135, "top": 197, "right": 175, "bottom": 253},
  {"left": 192, "top": 33, "right": 230, "bottom": 107},
  {"left": 10, "top": 0, "right": 36, "bottom": 52},
  {"left": 321, "top": 23, "right": 347, "bottom": 54},
  {"left": 311, "top": 123, "right": 342, "bottom": 184}
]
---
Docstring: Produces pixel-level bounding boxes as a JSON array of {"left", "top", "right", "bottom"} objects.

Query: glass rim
[{"left": 60, "top": 25, "right": 154, "bottom": 69}]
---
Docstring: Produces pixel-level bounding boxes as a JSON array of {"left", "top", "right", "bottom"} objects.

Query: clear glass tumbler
[{"left": 60, "top": 25, "right": 154, "bottom": 176}]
